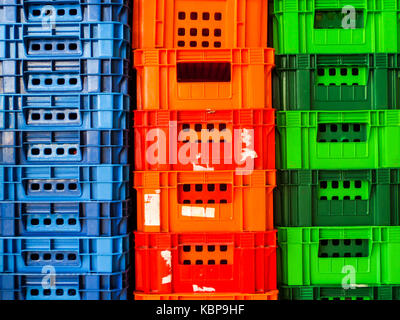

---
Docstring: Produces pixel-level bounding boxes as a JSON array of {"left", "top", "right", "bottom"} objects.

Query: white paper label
[
  {"left": 181, "top": 206, "right": 215, "bottom": 218},
  {"left": 192, "top": 285, "right": 216, "bottom": 292},
  {"left": 144, "top": 193, "right": 160, "bottom": 226}
]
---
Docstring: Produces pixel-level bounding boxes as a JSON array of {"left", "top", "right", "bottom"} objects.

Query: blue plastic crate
[
  {"left": 0, "top": 235, "right": 130, "bottom": 273},
  {"left": 0, "top": 130, "right": 128, "bottom": 165},
  {"left": 0, "top": 22, "right": 130, "bottom": 58},
  {"left": 0, "top": 270, "right": 129, "bottom": 300},
  {"left": 0, "top": 0, "right": 130, "bottom": 24},
  {"left": 0, "top": 164, "right": 129, "bottom": 201},
  {"left": 0, "top": 93, "right": 130, "bottom": 130},
  {"left": 0, "top": 200, "right": 130, "bottom": 236},
  {"left": 0, "top": 58, "right": 129, "bottom": 94}
]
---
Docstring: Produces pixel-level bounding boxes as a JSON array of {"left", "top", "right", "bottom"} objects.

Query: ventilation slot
[
  {"left": 317, "top": 123, "right": 367, "bottom": 143},
  {"left": 179, "top": 243, "right": 232, "bottom": 265},
  {"left": 178, "top": 183, "right": 232, "bottom": 204},
  {"left": 318, "top": 179, "right": 369, "bottom": 201},
  {"left": 318, "top": 239, "right": 369, "bottom": 258},
  {"left": 25, "top": 251, "right": 79, "bottom": 265}
]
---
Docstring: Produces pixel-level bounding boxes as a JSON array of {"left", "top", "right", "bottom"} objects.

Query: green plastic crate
[
  {"left": 277, "top": 110, "right": 400, "bottom": 170},
  {"left": 273, "top": 54, "right": 400, "bottom": 111},
  {"left": 275, "top": 169, "right": 400, "bottom": 227},
  {"left": 278, "top": 226, "right": 400, "bottom": 286},
  {"left": 272, "top": 0, "right": 400, "bottom": 54},
  {"left": 280, "top": 286, "right": 400, "bottom": 300}
]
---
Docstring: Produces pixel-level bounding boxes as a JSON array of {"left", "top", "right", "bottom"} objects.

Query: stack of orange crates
[{"left": 132, "top": 0, "right": 277, "bottom": 300}]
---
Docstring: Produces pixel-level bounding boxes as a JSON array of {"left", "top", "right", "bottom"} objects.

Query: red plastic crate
[
  {"left": 134, "top": 48, "right": 274, "bottom": 110},
  {"left": 134, "top": 109, "right": 275, "bottom": 171},
  {"left": 134, "top": 231, "right": 277, "bottom": 294},
  {"left": 134, "top": 170, "right": 276, "bottom": 233},
  {"left": 132, "top": 0, "right": 268, "bottom": 49},
  {"left": 134, "top": 291, "right": 279, "bottom": 300}
]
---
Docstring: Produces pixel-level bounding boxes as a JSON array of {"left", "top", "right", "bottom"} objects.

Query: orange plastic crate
[
  {"left": 134, "top": 170, "right": 276, "bottom": 232},
  {"left": 134, "top": 231, "right": 277, "bottom": 294},
  {"left": 134, "top": 48, "right": 274, "bottom": 110},
  {"left": 134, "top": 291, "right": 279, "bottom": 300},
  {"left": 132, "top": 0, "right": 268, "bottom": 49},
  {"left": 134, "top": 109, "right": 275, "bottom": 171}
]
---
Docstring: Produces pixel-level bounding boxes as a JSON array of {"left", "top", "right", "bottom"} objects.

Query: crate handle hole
[{"left": 177, "top": 62, "right": 231, "bottom": 82}]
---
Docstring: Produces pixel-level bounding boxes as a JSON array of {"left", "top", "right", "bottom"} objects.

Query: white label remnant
[
  {"left": 193, "top": 163, "right": 215, "bottom": 171},
  {"left": 192, "top": 154, "right": 214, "bottom": 171},
  {"left": 161, "top": 250, "right": 172, "bottom": 285},
  {"left": 240, "top": 129, "right": 258, "bottom": 162},
  {"left": 162, "top": 274, "right": 171, "bottom": 284},
  {"left": 192, "top": 285, "right": 216, "bottom": 293},
  {"left": 144, "top": 193, "right": 160, "bottom": 226},
  {"left": 161, "top": 250, "right": 172, "bottom": 268},
  {"left": 181, "top": 206, "right": 215, "bottom": 218}
]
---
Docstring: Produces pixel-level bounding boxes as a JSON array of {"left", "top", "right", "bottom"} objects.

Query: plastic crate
[
  {"left": 280, "top": 286, "right": 400, "bottom": 300},
  {"left": 134, "top": 170, "right": 276, "bottom": 233},
  {"left": 0, "top": 270, "right": 129, "bottom": 300},
  {"left": 278, "top": 226, "right": 400, "bottom": 286},
  {"left": 132, "top": 0, "right": 268, "bottom": 49},
  {"left": 0, "top": 93, "right": 130, "bottom": 131},
  {"left": 134, "top": 48, "right": 275, "bottom": 110},
  {"left": 0, "top": 58, "right": 129, "bottom": 94},
  {"left": 0, "top": 0, "right": 130, "bottom": 24},
  {"left": 275, "top": 169, "right": 400, "bottom": 227},
  {"left": 135, "top": 231, "right": 277, "bottom": 294},
  {"left": 0, "top": 164, "right": 129, "bottom": 201},
  {"left": 0, "top": 130, "right": 128, "bottom": 165},
  {"left": 135, "top": 291, "right": 279, "bottom": 300},
  {"left": 134, "top": 109, "right": 275, "bottom": 171},
  {"left": 0, "top": 22, "right": 130, "bottom": 59},
  {"left": 273, "top": 54, "right": 400, "bottom": 111},
  {"left": 272, "top": 0, "right": 400, "bottom": 54},
  {"left": 0, "top": 200, "right": 130, "bottom": 236},
  {"left": 277, "top": 110, "right": 400, "bottom": 170},
  {"left": 0, "top": 235, "right": 129, "bottom": 273}
]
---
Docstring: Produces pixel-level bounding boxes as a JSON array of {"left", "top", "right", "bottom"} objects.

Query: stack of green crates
[{"left": 272, "top": 0, "right": 400, "bottom": 300}]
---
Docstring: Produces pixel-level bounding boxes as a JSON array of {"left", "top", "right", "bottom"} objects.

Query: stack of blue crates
[{"left": 0, "top": 0, "right": 131, "bottom": 300}]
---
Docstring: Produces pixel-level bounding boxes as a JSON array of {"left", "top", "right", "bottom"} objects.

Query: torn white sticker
[
  {"left": 182, "top": 206, "right": 215, "bottom": 218},
  {"left": 193, "top": 163, "right": 215, "bottom": 171},
  {"left": 192, "top": 285, "right": 216, "bottom": 293},
  {"left": 144, "top": 193, "right": 160, "bottom": 226},
  {"left": 161, "top": 250, "right": 172, "bottom": 268},
  {"left": 160, "top": 250, "right": 172, "bottom": 286},
  {"left": 192, "top": 154, "right": 214, "bottom": 171},
  {"left": 240, "top": 129, "right": 258, "bottom": 162},
  {"left": 162, "top": 274, "right": 171, "bottom": 284}
]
